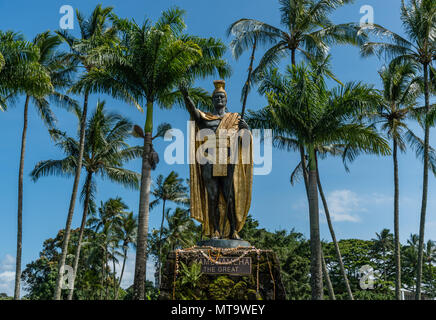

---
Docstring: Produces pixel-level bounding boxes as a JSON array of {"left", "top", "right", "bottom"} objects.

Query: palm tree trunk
[
  {"left": 115, "top": 247, "right": 128, "bottom": 300},
  {"left": 315, "top": 154, "right": 353, "bottom": 300},
  {"left": 14, "top": 95, "right": 30, "bottom": 300},
  {"left": 291, "top": 49, "right": 296, "bottom": 67},
  {"left": 307, "top": 145, "right": 323, "bottom": 299},
  {"left": 241, "top": 38, "right": 257, "bottom": 117},
  {"left": 133, "top": 101, "right": 154, "bottom": 300},
  {"left": 393, "top": 140, "right": 401, "bottom": 299},
  {"left": 157, "top": 199, "right": 166, "bottom": 288},
  {"left": 300, "top": 145, "right": 310, "bottom": 199},
  {"left": 105, "top": 248, "right": 109, "bottom": 299},
  {"left": 112, "top": 250, "right": 117, "bottom": 299},
  {"left": 100, "top": 245, "right": 105, "bottom": 300},
  {"left": 321, "top": 250, "right": 335, "bottom": 300},
  {"left": 53, "top": 92, "right": 89, "bottom": 300},
  {"left": 416, "top": 63, "right": 430, "bottom": 300},
  {"left": 67, "top": 172, "right": 93, "bottom": 300}
]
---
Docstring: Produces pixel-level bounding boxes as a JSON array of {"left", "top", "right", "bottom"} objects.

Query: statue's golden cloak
[{"left": 189, "top": 110, "right": 253, "bottom": 237}]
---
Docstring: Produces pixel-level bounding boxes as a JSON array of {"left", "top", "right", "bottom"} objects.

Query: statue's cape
[{"left": 189, "top": 110, "right": 253, "bottom": 237}]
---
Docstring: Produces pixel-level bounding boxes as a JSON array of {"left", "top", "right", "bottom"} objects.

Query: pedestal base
[
  {"left": 159, "top": 246, "right": 287, "bottom": 300},
  {"left": 197, "top": 239, "right": 251, "bottom": 248}
]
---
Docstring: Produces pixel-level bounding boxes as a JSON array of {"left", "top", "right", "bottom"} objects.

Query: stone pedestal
[
  {"left": 197, "top": 239, "right": 252, "bottom": 248},
  {"left": 159, "top": 246, "right": 287, "bottom": 300}
]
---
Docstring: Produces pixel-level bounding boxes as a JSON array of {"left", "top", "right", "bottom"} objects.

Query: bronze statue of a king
[{"left": 181, "top": 80, "right": 253, "bottom": 240}]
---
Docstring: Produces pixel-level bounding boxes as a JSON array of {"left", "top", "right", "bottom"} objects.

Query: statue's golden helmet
[{"left": 212, "top": 80, "right": 227, "bottom": 98}]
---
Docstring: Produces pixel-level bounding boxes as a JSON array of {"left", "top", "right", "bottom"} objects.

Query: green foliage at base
[{"left": 173, "top": 262, "right": 260, "bottom": 300}]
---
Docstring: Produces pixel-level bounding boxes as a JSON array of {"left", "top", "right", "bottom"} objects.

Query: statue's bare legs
[
  {"left": 221, "top": 164, "right": 240, "bottom": 240},
  {"left": 201, "top": 163, "right": 221, "bottom": 239}
]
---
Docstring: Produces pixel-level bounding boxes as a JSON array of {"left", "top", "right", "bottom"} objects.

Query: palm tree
[
  {"left": 113, "top": 211, "right": 137, "bottom": 299},
  {"left": 373, "top": 61, "right": 424, "bottom": 299},
  {"left": 12, "top": 31, "right": 77, "bottom": 300},
  {"left": 150, "top": 171, "right": 188, "bottom": 288},
  {"left": 228, "top": 0, "right": 365, "bottom": 71},
  {"left": 360, "top": 0, "right": 436, "bottom": 299},
  {"left": 291, "top": 144, "right": 354, "bottom": 299},
  {"left": 2, "top": 30, "right": 74, "bottom": 300},
  {"left": 88, "top": 197, "right": 129, "bottom": 299},
  {"left": 424, "top": 240, "right": 436, "bottom": 295},
  {"left": 0, "top": 31, "right": 52, "bottom": 111},
  {"left": 52, "top": 4, "right": 117, "bottom": 300},
  {"left": 247, "top": 64, "right": 390, "bottom": 299},
  {"left": 31, "top": 101, "right": 140, "bottom": 299},
  {"left": 72, "top": 7, "right": 230, "bottom": 299},
  {"left": 228, "top": 0, "right": 367, "bottom": 231},
  {"left": 286, "top": 56, "right": 357, "bottom": 300},
  {"left": 164, "top": 207, "right": 200, "bottom": 251},
  {"left": 372, "top": 229, "right": 394, "bottom": 281}
]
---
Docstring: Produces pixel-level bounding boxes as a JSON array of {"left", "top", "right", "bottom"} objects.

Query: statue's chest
[{"left": 199, "top": 118, "right": 221, "bottom": 132}]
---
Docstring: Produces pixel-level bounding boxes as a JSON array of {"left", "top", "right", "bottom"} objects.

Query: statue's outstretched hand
[{"left": 238, "top": 118, "right": 249, "bottom": 130}]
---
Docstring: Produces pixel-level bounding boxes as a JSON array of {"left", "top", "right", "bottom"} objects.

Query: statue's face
[{"left": 212, "top": 92, "right": 227, "bottom": 111}]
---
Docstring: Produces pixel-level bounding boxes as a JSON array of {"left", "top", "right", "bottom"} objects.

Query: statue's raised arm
[{"left": 180, "top": 86, "right": 201, "bottom": 123}]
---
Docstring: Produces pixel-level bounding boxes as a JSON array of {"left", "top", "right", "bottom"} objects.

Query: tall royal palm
[
  {"left": 53, "top": 4, "right": 117, "bottom": 300},
  {"left": 30, "top": 101, "right": 140, "bottom": 299},
  {"left": 73, "top": 7, "right": 230, "bottom": 299},
  {"left": 150, "top": 171, "right": 188, "bottom": 287},
  {"left": 248, "top": 64, "right": 390, "bottom": 299},
  {"left": 290, "top": 143, "right": 356, "bottom": 299},
  {"left": 360, "top": 0, "right": 436, "bottom": 299}
]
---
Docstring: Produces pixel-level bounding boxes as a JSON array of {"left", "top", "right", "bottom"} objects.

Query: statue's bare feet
[
  {"left": 211, "top": 230, "right": 220, "bottom": 240},
  {"left": 231, "top": 231, "right": 241, "bottom": 240}
]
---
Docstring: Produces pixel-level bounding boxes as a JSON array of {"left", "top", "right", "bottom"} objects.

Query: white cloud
[
  {"left": 0, "top": 254, "right": 16, "bottom": 296},
  {"left": 371, "top": 193, "right": 393, "bottom": 205},
  {"left": 326, "top": 189, "right": 362, "bottom": 223}
]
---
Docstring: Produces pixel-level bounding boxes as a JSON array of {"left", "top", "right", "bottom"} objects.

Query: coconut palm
[
  {"left": 52, "top": 4, "right": 117, "bottom": 300},
  {"left": 87, "top": 197, "right": 129, "bottom": 299},
  {"left": 0, "top": 31, "right": 52, "bottom": 111},
  {"left": 372, "top": 229, "right": 394, "bottom": 281},
  {"left": 228, "top": 0, "right": 365, "bottom": 71},
  {"left": 247, "top": 64, "right": 390, "bottom": 299},
  {"left": 31, "top": 101, "right": 140, "bottom": 299},
  {"left": 164, "top": 207, "right": 200, "bottom": 251},
  {"left": 150, "top": 171, "right": 188, "bottom": 288},
  {"left": 360, "top": 0, "right": 436, "bottom": 299},
  {"left": 11, "top": 31, "right": 77, "bottom": 300},
  {"left": 372, "top": 61, "right": 427, "bottom": 299},
  {"left": 424, "top": 240, "right": 436, "bottom": 295},
  {"left": 72, "top": 7, "right": 230, "bottom": 299},
  {"left": 113, "top": 211, "right": 137, "bottom": 299},
  {"left": 227, "top": 0, "right": 366, "bottom": 220}
]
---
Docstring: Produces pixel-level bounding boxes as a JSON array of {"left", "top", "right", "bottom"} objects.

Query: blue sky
[{"left": 1, "top": 0, "right": 435, "bottom": 296}]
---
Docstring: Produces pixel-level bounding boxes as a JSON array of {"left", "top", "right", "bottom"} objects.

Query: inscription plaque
[{"left": 198, "top": 256, "right": 252, "bottom": 275}]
